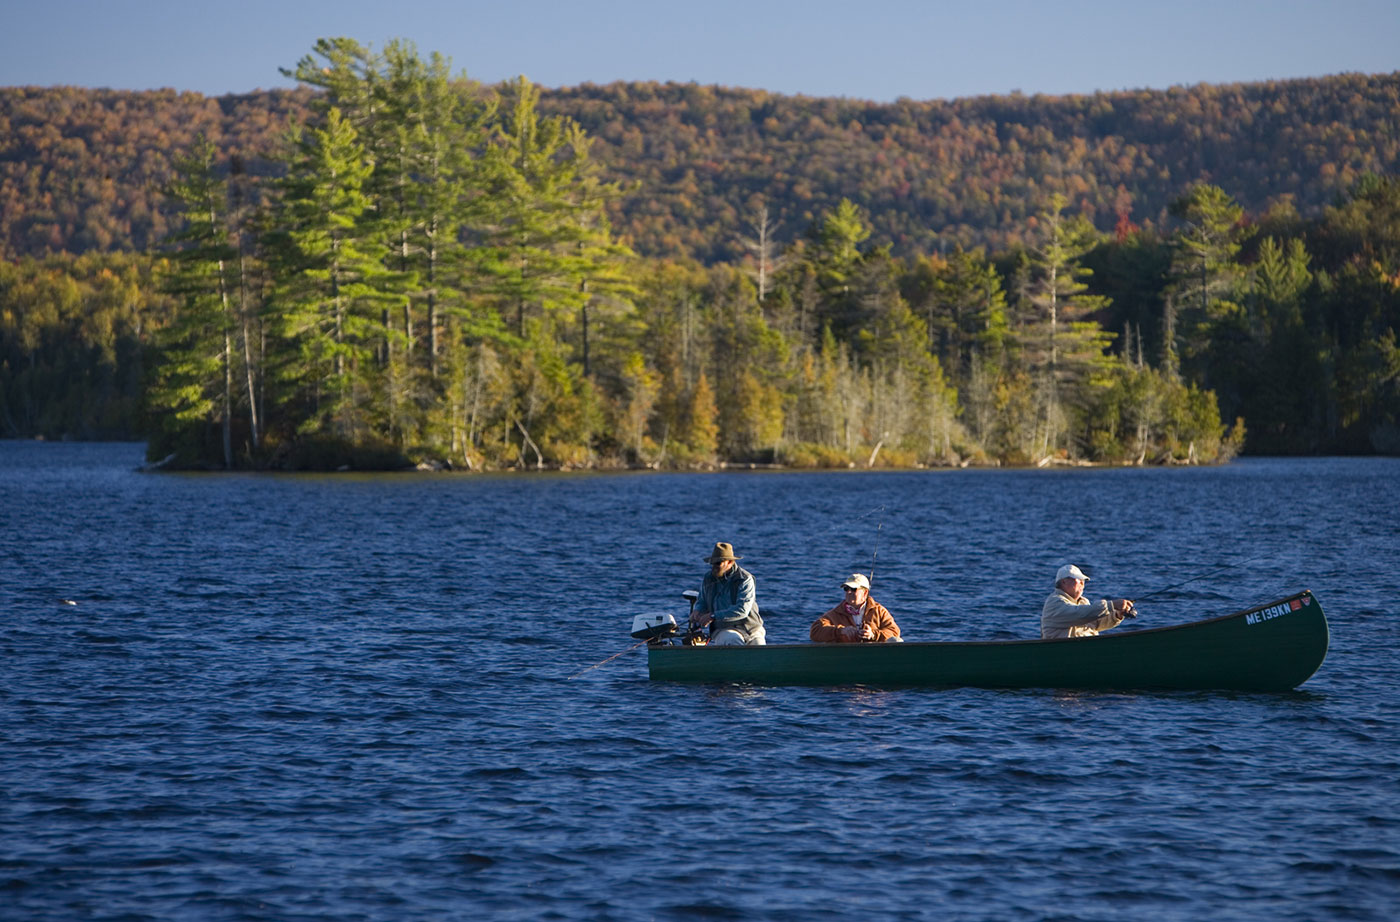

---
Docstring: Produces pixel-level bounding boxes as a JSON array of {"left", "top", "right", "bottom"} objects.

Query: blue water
[{"left": 2, "top": 442, "right": 1398, "bottom": 921}]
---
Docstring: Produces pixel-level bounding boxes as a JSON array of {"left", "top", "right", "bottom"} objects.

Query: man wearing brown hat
[{"left": 691, "top": 542, "right": 765, "bottom": 645}]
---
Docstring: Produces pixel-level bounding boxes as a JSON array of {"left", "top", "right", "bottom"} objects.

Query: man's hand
[
  {"left": 692, "top": 611, "right": 714, "bottom": 628},
  {"left": 859, "top": 623, "right": 875, "bottom": 641},
  {"left": 1114, "top": 599, "right": 1136, "bottom": 618},
  {"left": 841, "top": 625, "right": 861, "bottom": 640}
]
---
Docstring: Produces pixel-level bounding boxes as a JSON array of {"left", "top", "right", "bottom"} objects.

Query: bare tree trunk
[
  {"left": 516, "top": 418, "right": 544, "bottom": 469},
  {"left": 427, "top": 226, "right": 438, "bottom": 377},
  {"left": 230, "top": 157, "right": 260, "bottom": 451},
  {"left": 258, "top": 317, "right": 266, "bottom": 439},
  {"left": 240, "top": 306, "right": 259, "bottom": 450},
  {"left": 745, "top": 204, "right": 780, "bottom": 302},
  {"left": 866, "top": 436, "right": 885, "bottom": 469},
  {"left": 401, "top": 229, "right": 413, "bottom": 360},
  {"left": 223, "top": 327, "right": 233, "bottom": 468},
  {"left": 465, "top": 347, "right": 484, "bottom": 467},
  {"left": 215, "top": 243, "right": 233, "bottom": 468}
]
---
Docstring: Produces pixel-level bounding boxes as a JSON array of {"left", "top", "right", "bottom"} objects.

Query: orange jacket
[{"left": 810, "top": 597, "right": 901, "bottom": 643}]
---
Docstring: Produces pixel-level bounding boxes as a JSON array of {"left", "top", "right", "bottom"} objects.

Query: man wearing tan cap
[
  {"left": 691, "top": 542, "right": 766, "bottom": 644},
  {"left": 1041, "top": 564, "right": 1135, "bottom": 639},
  {"left": 809, "top": 572, "right": 901, "bottom": 643}
]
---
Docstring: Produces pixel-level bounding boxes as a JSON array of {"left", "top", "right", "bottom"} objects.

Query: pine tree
[
  {"left": 1254, "top": 236, "right": 1312, "bottom": 325},
  {"left": 925, "top": 247, "right": 1008, "bottom": 382},
  {"left": 1021, "top": 194, "right": 1115, "bottom": 459},
  {"left": 1167, "top": 184, "right": 1245, "bottom": 386},
  {"left": 372, "top": 41, "right": 494, "bottom": 442},
  {"left": 479, "top": 77, "right": 603, "bottom": 340},
  {"left": 804, "top": 198, "right": 871, "bottom": 340},
  {"left": 148, "top": 135, "right": 239, "bottom": 466},
  {"left": 264, "top": 109, "right": 401, "bottom": 442},
  {"left": 285, "top": 37, "right": 382, "bottom": 131}
]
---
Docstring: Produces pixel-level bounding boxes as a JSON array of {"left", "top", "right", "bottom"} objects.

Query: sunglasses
[{"left": 842, "top": 586, "right": 861, "bottom": 592}]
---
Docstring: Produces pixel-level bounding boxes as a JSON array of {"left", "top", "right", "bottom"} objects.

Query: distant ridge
[{"left": 2, "top": 71, "right": 1398, "bottom": 262}]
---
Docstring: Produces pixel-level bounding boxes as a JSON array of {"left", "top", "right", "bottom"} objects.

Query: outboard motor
[{"left": 631, "top": 612, "right": 679, "bottom": 641}]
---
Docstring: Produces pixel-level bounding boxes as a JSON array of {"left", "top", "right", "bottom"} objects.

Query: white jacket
[{"left": 1041, "top": 590, "right": 1124, "bottom": 639}]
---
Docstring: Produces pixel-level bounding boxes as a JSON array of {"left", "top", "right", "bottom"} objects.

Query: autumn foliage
[{"left": 2, "top": 49, "right": 1398, "bottom": 466}]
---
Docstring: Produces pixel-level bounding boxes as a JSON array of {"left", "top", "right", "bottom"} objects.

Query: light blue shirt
[{"left": 698, "top": 565, "right": 762, "bottom": 637}]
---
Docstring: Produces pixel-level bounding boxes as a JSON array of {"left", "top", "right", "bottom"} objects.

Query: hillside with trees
[
  {"left": 1, "top": 43, "right": 1398, "bottom": 467},
  {"left": 545, "top": 74, "right": 1400, "bottom": 263},
  {"left": 3, "top": 73, "right": 1399, "bottom": 264}
]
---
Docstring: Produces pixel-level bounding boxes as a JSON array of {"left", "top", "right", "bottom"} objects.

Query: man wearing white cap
[
  {"left": 810, "top": 573, "right": 901, "bottom": 642},
  {"left": 1041, "top": 564, "right": 1135, "bottom": 639}
]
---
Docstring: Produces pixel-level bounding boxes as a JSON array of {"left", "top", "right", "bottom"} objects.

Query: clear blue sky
[{"left": 3, "top": 0, "right": 1397, "bottom": 102}]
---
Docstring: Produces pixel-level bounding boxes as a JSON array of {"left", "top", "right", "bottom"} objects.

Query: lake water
[{"left": 2, "top": 442, "right": 1398, "bottom": 921}]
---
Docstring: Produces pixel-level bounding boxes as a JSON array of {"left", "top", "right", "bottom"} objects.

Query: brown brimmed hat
[{"left": 704, "top": 541, "right": 742, "bottom": 563}]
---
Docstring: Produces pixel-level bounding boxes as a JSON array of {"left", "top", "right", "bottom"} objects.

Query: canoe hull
[{"left": 647, "top": 591, "right": 1328, "bottom": 692}]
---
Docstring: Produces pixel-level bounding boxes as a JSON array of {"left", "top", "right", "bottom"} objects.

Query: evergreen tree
[
  {"left": 923, "top": 247, "right": 1008, "bottom": 383},
  {"left": 1313, "top": 175, "right": 1400, "bottom": 451},
  {"left": 1021, "top": 194, "right": 1114, "bottom": 459},
  {"left": 508, "top": 321, "right": 602, "bottom": 466},
  {"left": 285, "top": 37, "right": 382, "bottom": 130},
  {"left": 803, "top": 198, "right": 871, "bottom": 342},
  {"left": 148, "top": 135, "right": 239, "bottom": 466},
  {"left": 1167, "top": 184, "right": 1245, "bottom": 386},
  {"left": 372, "top": 42, "right": 494, "bottom": 442},
  {"left": 479, "top": 77, "right": 605, "bottom": 340},
  {"left": 264, "top": 109, "right": 400, "bottom": 442},
  {"left": 226, "top": 154, "right": 266, "bottom": 452}
]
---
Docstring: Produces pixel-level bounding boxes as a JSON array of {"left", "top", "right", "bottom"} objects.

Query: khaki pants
[{"left": 711, "top": 625, "right": 766, "bottom": 645}]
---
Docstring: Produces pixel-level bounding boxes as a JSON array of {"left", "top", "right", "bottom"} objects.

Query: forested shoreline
[{"left": 1, "top": 41, "right": 1398, "bottom": 469}]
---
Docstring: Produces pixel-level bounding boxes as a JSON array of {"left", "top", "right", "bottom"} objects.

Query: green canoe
[{"left": 647, "top": 590, "right": 1328, "bottom": 691}]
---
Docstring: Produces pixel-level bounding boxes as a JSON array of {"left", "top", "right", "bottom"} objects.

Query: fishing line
[{"left": 1133, "top": 553, "right": 1270, "bottom": 603}]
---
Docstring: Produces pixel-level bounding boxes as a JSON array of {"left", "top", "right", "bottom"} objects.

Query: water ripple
[{"left": 2, "top": 446, "right": 1398, "bottom": 920}]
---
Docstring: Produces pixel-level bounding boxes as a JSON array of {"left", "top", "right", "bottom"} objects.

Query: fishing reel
[{"left": 680, "top": 589, "right": 707, "bottom": 645}]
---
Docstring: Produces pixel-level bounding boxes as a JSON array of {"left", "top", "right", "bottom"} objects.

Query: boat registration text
[{"left": 1245, "top": 596, "right": 1308, "bottom": 626}]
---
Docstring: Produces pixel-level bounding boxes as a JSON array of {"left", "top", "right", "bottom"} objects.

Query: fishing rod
[
  {"left": 860, "top": 504, "right": 886, "bottom": 588},
  {"left": 869, "top": 518, "right": 883, "bottom": 587},
  {"left": 566, "top": 637, "right": 652, "bottom": 680},
  {"left": 568, "top": 591, "right": 702, "bottom": 679},
  {"left": 1131, "top": 553, "right": 1270, "bottom": 604}
]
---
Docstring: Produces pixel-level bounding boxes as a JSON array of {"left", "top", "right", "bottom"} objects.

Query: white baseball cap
[
  {"left": 841, "top": 573, "right": 871, "bottom": 591},
  {"left": 1055, "top": 564, "right": 1090, "bottom": 583}
]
